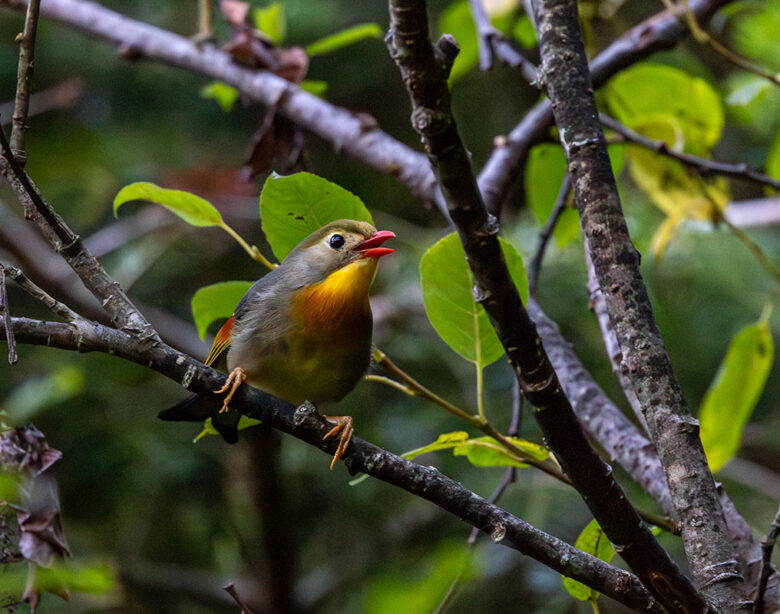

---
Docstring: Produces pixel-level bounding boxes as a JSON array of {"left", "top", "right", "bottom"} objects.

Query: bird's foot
[
  {"left": 215, "top": 367, "right": 246, "bottom": 413},
  {"left": 322, "top": 415, "right": 354, "bottom": 470}
]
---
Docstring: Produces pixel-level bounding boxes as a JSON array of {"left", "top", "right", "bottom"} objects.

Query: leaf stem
[
  {"left": 370, "top": 346, "right": 679, "bottom": 534},
  {"left": 219, "top": 222, "right": 277, "bottom": 270},
  {"left": 475, "top": 362, "right": 486, "bottom": 422}
]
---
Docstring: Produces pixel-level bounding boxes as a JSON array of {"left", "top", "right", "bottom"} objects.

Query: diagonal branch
[
  {"left": 477, "top": 0, "right": 732, "bottom": 215},
  {"left": 532, "top": 0, "right": 748, "bottom": 609},
  {"left": 385, "top": 0, "right": 704, "bottom": 610},
  {"left": 0, "top": 0, "right": 445, "bottom": 214},
  {"left": 600, "top": 114, "right": 780, "bottom": 190},
  {"left": 0, "top": 314, "right": 663, "bottom": 614},
  {"left": 0, "top": 132, "right": 158, "bottom": 340}
]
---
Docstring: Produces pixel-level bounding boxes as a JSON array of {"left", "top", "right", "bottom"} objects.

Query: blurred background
[{"left": 0, "top": 0, "right": 778, "bottom": 612}]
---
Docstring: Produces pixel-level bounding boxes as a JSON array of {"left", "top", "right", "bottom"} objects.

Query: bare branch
[
  {"left": 528, "top": 173, "right": 571, "bottom": 295},
  {"left": 477, "top": 0, "right": 732, "bottom": 216},
  {"left": 0, "top": 0, "right": 445, "bottom": 214},
  {"left": 0, "top": 314, "right": 663, "bottom": 613},
  {"left": 0, "top": 129, "right": 158, "bottom": 340},
  {"left": 386, "top": 0, "right": 702, "bottom": 609},
  {"left": 753, "top": 504, "right": 780, "bottom": 614},
  {"left": 601, "top": 114, "right": 780, "bottom": 190},
  {"left": 0, "top": 264, "right": 17, "bottom": 364},
  {"left": 9, "top": 0, "right": 40, "bottom": 164},
  {"left": 4, "top": 265, "right": 81, "bottom": 321},
  {"left": 532, "top": 0, "right": 748, "bottom": 608}
]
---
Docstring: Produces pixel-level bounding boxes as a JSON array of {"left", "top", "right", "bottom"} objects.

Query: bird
[{"left": 160, "top": 219, "right": 395, "bottom": 469}]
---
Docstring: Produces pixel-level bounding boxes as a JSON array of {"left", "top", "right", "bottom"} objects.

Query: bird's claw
[
  {"left": 323, "top": 415, "right": 354, "bottom": 470},
  {"left": 215, "top": 367, "right": 246, "bottom": 413}
]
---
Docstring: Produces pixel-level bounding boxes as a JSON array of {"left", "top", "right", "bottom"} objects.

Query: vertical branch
[
  {"left": 10, "top": 0, "right": 41, "bottom": 164},
  {"left": 0, "top": 265, "right": 18, "bottom": 364},
  {"left": 754, "top": 505, "right": 780, "bottom": 614},
  {"left": 385, "top": 1, "right": 706, "bottom": 611},
  {"left": 531, "top": 0, "right": 748, "bottom": 609}
]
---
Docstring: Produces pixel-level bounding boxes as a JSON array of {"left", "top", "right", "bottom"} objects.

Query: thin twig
[
  {"left": 4, "top": 265, "right": 81, "bottom": 321},
  {"left": 600, "top": 114, "right": 780, "bottom": 190},
  {"left": 754, "top": 503, "right": 780, "bottom": 614},
  {"left": 662, "top": 0, "right": 780, "bottom": 87},
  {"left": 528, "top": 173, "right": 571, "bottom": 295},
  {"left": 467, "top": 0, "right": 541, "bottom": 83},
  {"left": 222, "top": 581, "right": 255, "bottom": 614},
  {"left": 0, "top": 124, "right": 158, "bottom": 338},
  {"left": 0, "top": 264, "right": 18, "bottom": 364},
  {"left": 10, "top": 0, "right": 41, "bottom": 164}
]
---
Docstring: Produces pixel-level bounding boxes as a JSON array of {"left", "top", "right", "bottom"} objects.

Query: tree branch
[
  {"left": 0, "top": 131, "right": 158, "bottom": 340},
  {"left": 532, "top": 0, "right": 748, "bottom": 609},
  {"left": 754, "top": 504, "right": 780, "bottom": 613},
  {"left": 477, "top": 0, "right": 732, "bottom": 215},
  {"left": 0, "top": 0, "right": 446, "bottom": 215},
  {"left": 0, "top": 315, "right": 663, "bottom": 614},
  {"left": 600, "top": 114, "right": 780, "bottom": 190},
  {"left": 0, "top": 264, "right": 17, "bottom": 364},
  {"left": 385, "top": 0, "right": 703, "bottom": 610},
  {"left": 9, "top": 0, "right": 40, "bottom": 164}
]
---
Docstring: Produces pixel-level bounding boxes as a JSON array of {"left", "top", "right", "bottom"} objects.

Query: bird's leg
[
  {"left": 322, "top": 416, "right": 354, "bottom": 470},
  {"left": 215, "top": 367, "right": 246, "bottom": 413}
]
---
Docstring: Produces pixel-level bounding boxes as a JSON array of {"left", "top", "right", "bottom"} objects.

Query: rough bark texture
[
  {"left": 0, "top": 315, "right": 663, "bottom": 614},
  {"left": 385, "top": 0, "right": 705, "bottom": 610},
  {"left": 532, "top": 0, "right": 748, "bottom": 610},
  {"left": 477, "top": 0, "right": 732, "bottom": 215}
]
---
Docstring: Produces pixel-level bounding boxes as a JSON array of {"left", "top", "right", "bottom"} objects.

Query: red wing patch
[{"left": 206, "top": 315, "right": 234, "bottom": 366}]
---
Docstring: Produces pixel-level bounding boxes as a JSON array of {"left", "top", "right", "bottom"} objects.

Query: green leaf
[
  {"left": 300, "top": 80, "right": 329, "bottom": 97},
  {"left": 259, "top": 172, "right": 373, "bottom": 261},
  {"left": 194, "top": 415, "right": 262, "bottom": 441},
  {"left": 439, "top": 1, "right": 478, "bottom": 84},
  {"left": 200, "top": 81, "right": 240, "bottom": 112},
  {"left": 768, "top": 130, "right": 780, "bottom": 181},
  {"left": 700, "top": 320, "right": 774, "bottom": 473},
  {"left": 604, "top": 63, "right": 723, "bottom": 156},
  {"left": 562, "top": 519, "right": 616, "bottom": 602},
  {"left": 252, "top": 3, "right": 286, "bottom": 44},
  {"left": 453, "top": 436, "right": 549, "bottom": 467},
  {"left": 3, "top": 366, "right": 85, "bottom": 422},
  {"left": 512, "top": 14, "right": 537, "bottom": 48},
  {"left": 402, "top": 431, "right": 548, "bottom": 468},
  {"left": 35, "top": 562, "right": 115, "bottom": 596},
  {"left": 113, "top": 182, "right": 223, "bottom": 227},
  {"left": 306, "top": 23, "right": 382, "bottom": 57},
  {"left": 420, "top": 233, "right": 528, "bottom": 366},
  {"left": 191, "top": 281, "right": 253, "bottom": 340},
  {"left": 726, "top": 76, "right": 772, "bottom": 108}
]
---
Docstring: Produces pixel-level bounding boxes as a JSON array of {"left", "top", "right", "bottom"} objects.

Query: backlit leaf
[
  {"left": 259, "top": 172, "right": 373, "bottom": 261},
  {"left": 768, "top": 130, "right": 780, "bottom": 180},
  {"left": 253, "top": 3, "right": 286, "bottom": 44},
  {"left": 604, "top": 63, "right": 723, "bottom": 155},
  {"left": 700, "top": 320, "right": 774, "bottom": 473},
  {"left": 306, "top": 23, "right": 382, "bottom": 57},
  {"left": 403, "top": 431, "right": 548, "bottom": 468},
  {"left": 562, "top": 519, "right": 616, "bottom": 602},
  {"left": 200, "top": 81, "right": 240, "bottom": 112},
  {"left": 114, "top": 182, "right": 223, "bottom": 227},
  {"left": 420, "top": 233, "right": 527, "bottom": 366},
  {"left": 191, "top": 281, "right": 253, "bottom": 340},
  {"left": 439, "top": 1, "right": 478, "bottom": 84}
]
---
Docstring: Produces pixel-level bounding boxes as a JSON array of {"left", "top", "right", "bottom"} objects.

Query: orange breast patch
[{"left": 294, "top": 259, "right": 376, "bottom": 332}]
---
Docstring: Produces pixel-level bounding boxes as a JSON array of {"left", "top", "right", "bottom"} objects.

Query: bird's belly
[{"left": 228, "top": 327, "right": 371, "bottom": 406}]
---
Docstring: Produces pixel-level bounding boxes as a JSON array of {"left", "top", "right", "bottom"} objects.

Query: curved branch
[
  {"left": 0, "top": 0, "right": 445, "bottom": 214},
  {"left": 0, "top": 315, "right": 663, "bottom": 614}
]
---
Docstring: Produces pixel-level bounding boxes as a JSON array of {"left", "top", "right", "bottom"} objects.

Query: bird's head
[{"left": 283, "top": 219, "right": 395, "bottom": 286}]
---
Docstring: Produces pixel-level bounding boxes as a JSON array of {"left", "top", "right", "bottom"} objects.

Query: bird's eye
[{"left": 328, "top": 234, "right": 345, "bottom": 250}]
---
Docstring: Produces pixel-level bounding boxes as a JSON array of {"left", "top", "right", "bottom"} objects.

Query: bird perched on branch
[{"left": 160, "top": 219, "right": 395, "bottom": 469}]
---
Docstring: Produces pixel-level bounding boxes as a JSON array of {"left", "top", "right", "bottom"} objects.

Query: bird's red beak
[{"left": 354, "top": 230, "right": 395, "bottom": 259}]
